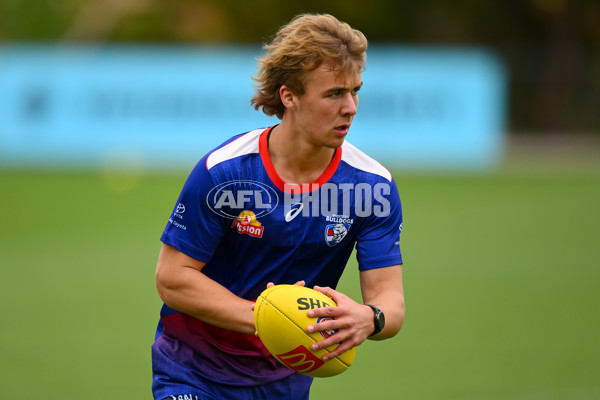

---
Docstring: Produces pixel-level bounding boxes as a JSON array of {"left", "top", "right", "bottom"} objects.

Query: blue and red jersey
[{"left": 152, "top": 126, "right": 403, "bottom": 396}]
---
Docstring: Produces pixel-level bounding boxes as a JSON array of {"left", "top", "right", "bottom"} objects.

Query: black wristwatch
[{"left": 366, "top": 304, "right": 385, "bottom": 336}]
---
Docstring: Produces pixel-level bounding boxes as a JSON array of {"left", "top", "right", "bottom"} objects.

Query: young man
[{"left": 152, "top": 13, "right": 405, "bottom": 400}]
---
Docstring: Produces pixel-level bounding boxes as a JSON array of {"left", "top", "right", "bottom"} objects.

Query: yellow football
[{"left": 254, "top": 284, "right": 356, "bottom": 377}]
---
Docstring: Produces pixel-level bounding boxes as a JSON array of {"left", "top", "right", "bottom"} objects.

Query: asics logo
[{"left": 284, "top": 202, "right": 304, "bottom": 222}]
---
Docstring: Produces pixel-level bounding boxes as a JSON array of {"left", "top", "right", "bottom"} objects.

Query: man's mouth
[{"left": 334, "top": 124, "right": 350, "bottom": 134}]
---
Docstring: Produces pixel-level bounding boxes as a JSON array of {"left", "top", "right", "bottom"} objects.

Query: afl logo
[
  {"left": 206, "top": 180, "right": 279, "bottom": 219},
  {"left": 317, "top": 317, "right": 337, "bottom": 340}
]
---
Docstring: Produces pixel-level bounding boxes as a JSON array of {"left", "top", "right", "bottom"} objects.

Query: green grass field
[{"left": 1, "top": 153, "right": 599, "bottom": 399}]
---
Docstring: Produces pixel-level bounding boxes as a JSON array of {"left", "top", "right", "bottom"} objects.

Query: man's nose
[{"left": 341, "top": 92, "right": 358, "bottom": 116}]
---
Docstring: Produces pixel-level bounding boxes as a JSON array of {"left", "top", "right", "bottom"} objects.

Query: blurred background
[
  {"left": 1, "top": 1, "right": 599, "bottom": 399},
  {"left": 1, "top": 0, "right": 599, "bottom": 134}
]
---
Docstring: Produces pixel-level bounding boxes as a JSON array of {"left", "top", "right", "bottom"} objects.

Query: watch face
[
  {"left": 368, "top": 305, "right": 385, "bottom": 336},
  {"left": 375, "top": 309, "right": 385, "bottom": 329}
]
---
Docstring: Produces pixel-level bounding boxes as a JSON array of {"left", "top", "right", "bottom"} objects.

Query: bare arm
[
  {"left": 359, "top": 264, "right": 405, "bottom": 340},
  {"left": 155, "top": 243, "right": 256, "bottom": 335},
  {"left": 306, "top": 265, "right": 404, "bottom": 360}
]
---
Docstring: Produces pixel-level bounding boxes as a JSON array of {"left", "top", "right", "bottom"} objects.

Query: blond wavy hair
[{"left": 251, "top": 13, "right": 368, "bottom": 119}]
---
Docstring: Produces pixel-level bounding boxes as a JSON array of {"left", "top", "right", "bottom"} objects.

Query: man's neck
[{"left": 267, "top": 124, "right": 337, "bottom": 185}]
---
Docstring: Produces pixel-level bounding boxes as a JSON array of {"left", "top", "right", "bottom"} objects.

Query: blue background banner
[{"left": 0, "top": 45, "right": 506, "bottom": 171}]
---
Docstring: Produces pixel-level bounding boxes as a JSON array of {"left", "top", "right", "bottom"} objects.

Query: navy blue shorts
[{"left": 156, "top": 371, "right": 313, "bottom": 400}]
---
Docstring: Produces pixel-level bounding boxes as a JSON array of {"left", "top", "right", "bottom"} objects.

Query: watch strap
[{"left": 366, "top": 304, "right": 385, "bottom": 336}]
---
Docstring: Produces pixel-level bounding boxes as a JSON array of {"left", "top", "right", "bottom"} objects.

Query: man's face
[{"left": 290, "top": 61, "right": 362, "bottom": 149}]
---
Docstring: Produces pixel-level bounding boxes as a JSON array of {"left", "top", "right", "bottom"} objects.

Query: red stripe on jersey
[
  {"left": 162, "top": 312, "right": 271, "bottom": 358},
  {"left": 259, "top": 126, "right": 341, "bottom": 193}
]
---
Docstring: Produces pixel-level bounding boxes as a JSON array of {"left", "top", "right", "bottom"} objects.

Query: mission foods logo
[
  {"left": 231, "top": 210, "right": 264, "bottom": 238},
  {"left": 206, "top": 180, "right": 279, "bottom": 219}
]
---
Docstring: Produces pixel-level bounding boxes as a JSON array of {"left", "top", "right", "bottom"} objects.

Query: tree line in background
[{"left": 1, "top": 0, "right": 598, "bottom": 134}]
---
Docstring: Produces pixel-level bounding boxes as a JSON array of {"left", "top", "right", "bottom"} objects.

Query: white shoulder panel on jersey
[
  {"left": 206, "top": 128, "right": 264, "bottom": 170},
  {"left": 341, "top": 141, "right": 393, "bottom": 182}
]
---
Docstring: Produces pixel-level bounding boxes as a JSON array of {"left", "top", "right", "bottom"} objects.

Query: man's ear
[{"left": 279, "top": 85, "right": 296, "bottom": 110}]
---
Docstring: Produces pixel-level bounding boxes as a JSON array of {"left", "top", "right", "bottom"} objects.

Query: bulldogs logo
[
  {"left": 325, "top": 223, "right": 349, "bottom": 247},
  {"left": 317, "top": 317, "right": 337, "bottom": 340}
]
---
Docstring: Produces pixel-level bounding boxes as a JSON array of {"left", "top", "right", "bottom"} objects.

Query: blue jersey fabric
[
  {"left": 154, "top": 364, "right": 312, "bottom": 400},
  {"left": 152, "top": 126, "right": 403, "bottom": 398}
]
